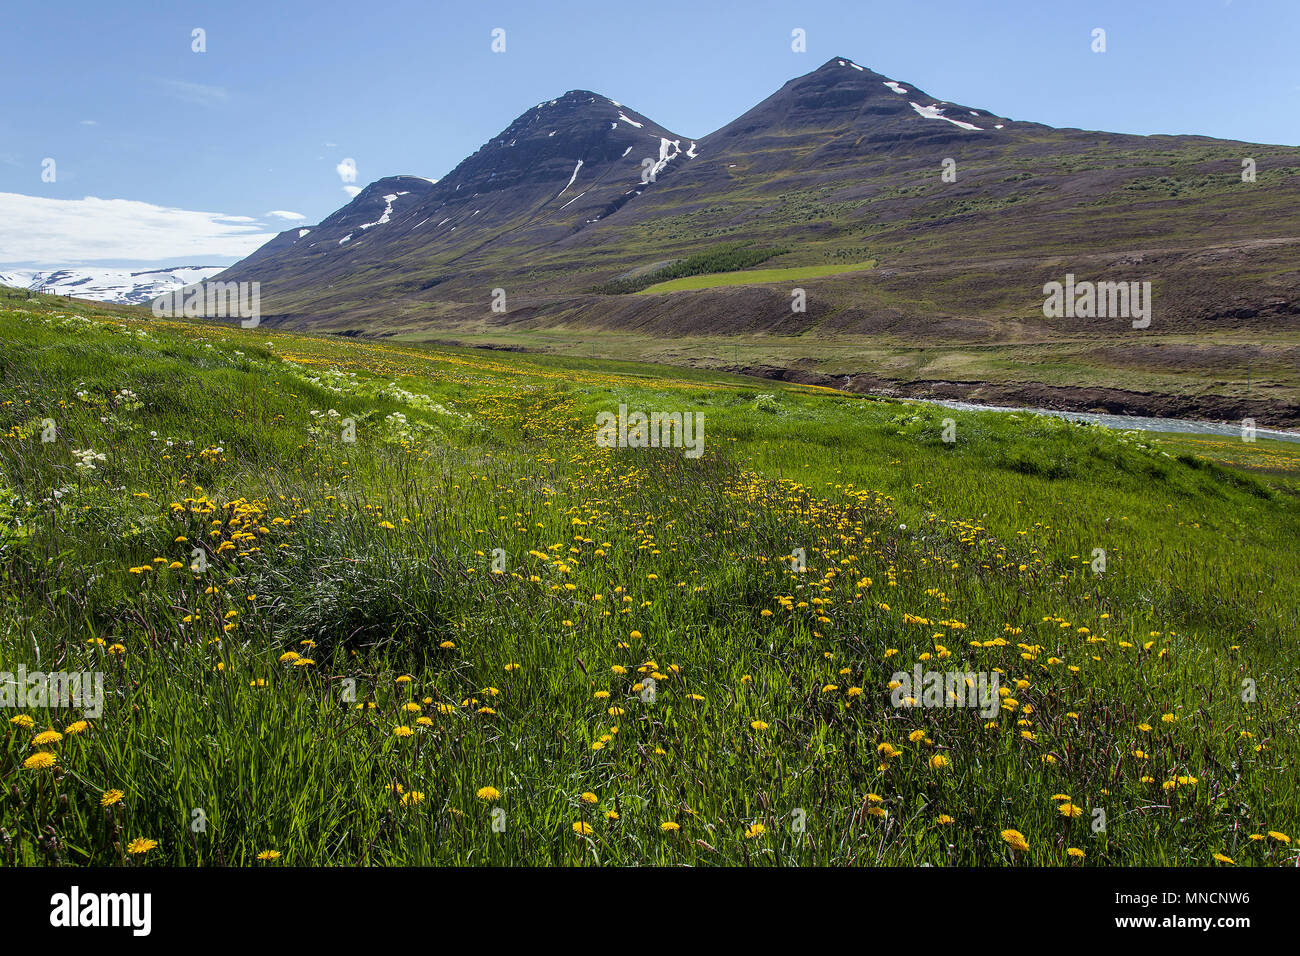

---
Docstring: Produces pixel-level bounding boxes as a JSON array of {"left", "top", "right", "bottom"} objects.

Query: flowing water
[{"left": 903, "top": 397, "right": 1300, "bottom": 444}]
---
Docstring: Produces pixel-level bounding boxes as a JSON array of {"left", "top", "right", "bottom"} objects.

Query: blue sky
[{"left": 2, "top": 0, "right": 1297, "bottom": 268}]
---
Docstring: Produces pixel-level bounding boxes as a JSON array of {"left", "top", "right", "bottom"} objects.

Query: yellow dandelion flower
[{"left": 1000, "top": 829, "right": 1030, "bottom": 852}]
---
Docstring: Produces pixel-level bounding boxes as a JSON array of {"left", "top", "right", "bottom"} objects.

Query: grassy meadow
[
  {"left": 1, "top": 293, "right": 1297, "bottom": 866},
  {"left": 634, "top": 259, "right": 878, "bottom": 294}
]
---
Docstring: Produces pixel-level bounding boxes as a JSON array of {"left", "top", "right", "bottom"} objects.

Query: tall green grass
[{"left": 1, "top": 298, "right": 1297, "bottom": 866}]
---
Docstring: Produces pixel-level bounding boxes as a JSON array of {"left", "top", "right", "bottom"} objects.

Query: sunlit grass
[
  {"left": 0, "top": 296, "right": 1296, "bottom": 867},
  {"left": 636, "top": 259, "right": 877, "bottom": 293}
]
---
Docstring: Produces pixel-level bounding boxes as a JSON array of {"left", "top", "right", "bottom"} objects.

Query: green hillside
[{"left": 1, "top": 296, "right": 1297, "bottom": 865}]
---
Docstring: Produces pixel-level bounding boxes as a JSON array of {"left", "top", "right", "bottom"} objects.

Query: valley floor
[{"left": 401, "top": 329, "right": 1300, "bottom": 429}]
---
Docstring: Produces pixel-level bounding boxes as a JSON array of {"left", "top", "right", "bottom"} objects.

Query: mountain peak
[
  {"left": 453, "top": 91, "right": 689, "bottom": 199},
  {"left": 700, "top": 54, "right": 1014, "bottom": 149},
  {"left": 217, "top": 53, "right": 1299, "bottom": 355},
  {"left": 817, "top": 56, "right": 881, "bottom": 75},
  {"left": 498, "top": 90, "right": 664, "bottom": 141},
  {"left": 220, "top": 87, "right": 696, "bottom": 278}
]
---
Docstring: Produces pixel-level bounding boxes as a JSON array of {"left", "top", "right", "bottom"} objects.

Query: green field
[
  {"left": 1, "top": 295, "right": 1297, "bottom": 866},
  {"left": 403, "top": 328, "right": 1300, "bottom": 424},
  {"left": 636, "top": 259, "right": 878, "bottom": 293}
]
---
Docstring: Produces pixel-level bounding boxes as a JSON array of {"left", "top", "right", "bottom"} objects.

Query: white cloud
[
  {"left": 0, "top": 192, "right": 275, "bottom": 266},
  {"left": 80, "top": 119, "right": 98, "bottom": 126},
  {"left": 336, "top": 157, "right": 357, "bottom": 183},
  {"left": 155, "top": 78, "right": 230, "bottom": 107},
  {"left": 266, "top": 209, "right": 306, "bottom": 221},
  {"left": 342, "top": 185, "right": 361, "bottom": 197}
]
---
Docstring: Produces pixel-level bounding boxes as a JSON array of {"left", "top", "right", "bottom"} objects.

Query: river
[{"left": 905, "top": 397, "right": 1300, "bottom": 444}]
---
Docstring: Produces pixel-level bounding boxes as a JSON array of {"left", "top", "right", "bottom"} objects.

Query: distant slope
[
  {"left": 217, "top": 91, "right": 696, "bottom": 325},
  {"left": 220, "top": 56, "right": 1300, "bottom": 353}
]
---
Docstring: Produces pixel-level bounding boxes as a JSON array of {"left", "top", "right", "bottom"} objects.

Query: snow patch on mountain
[
  {"left": 647, "top": 138, "right": 682, "bottom": 180},
  {"left": 557, "top": 160, "right": 583, "bottom": 199},
  {"left": 359, "top": 192, "right": 409, "bottom": 231},
  {"left": 0, "top": 266, "right": 225, "bottom": 305},
  {"left": 909, "top": 101, "right": 982, "bottom": 131}
]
